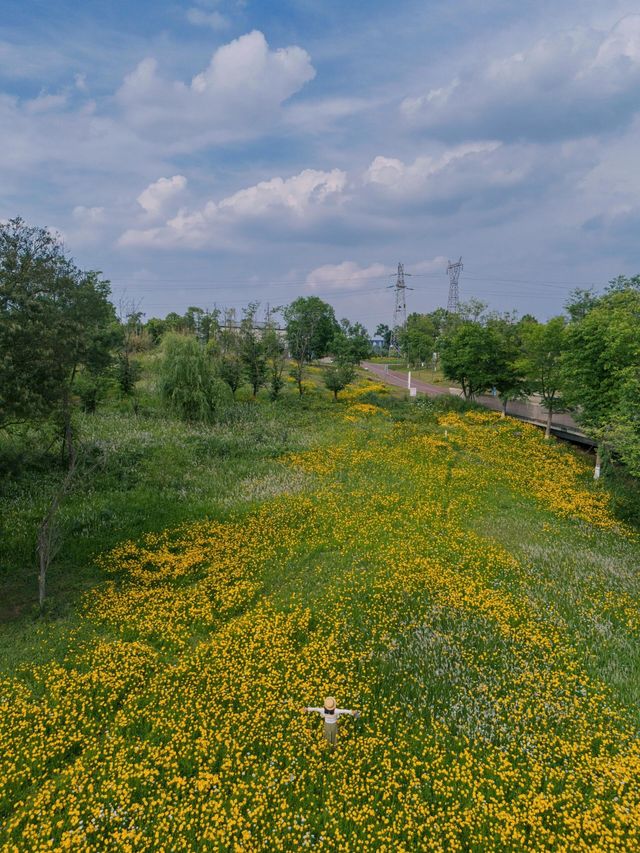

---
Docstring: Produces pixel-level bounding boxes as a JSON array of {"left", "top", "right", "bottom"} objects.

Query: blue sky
[{"left": 2, "top": 0, "right": 640, "bottom": 329}]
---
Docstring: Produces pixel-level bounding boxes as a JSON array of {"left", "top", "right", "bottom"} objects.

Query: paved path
[{"left": 362, "top": 361, "right": 449, "bottom": 397}]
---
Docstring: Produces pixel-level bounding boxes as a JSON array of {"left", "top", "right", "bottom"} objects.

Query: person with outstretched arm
[{"left": 302, "top": 696, "right": 360, "bottom": 745}]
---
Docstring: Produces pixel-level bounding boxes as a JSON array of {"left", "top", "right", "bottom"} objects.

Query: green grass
[
  {"left": 0, "top": 374, "right": 338, "bottom": 623},
  {"left": 1, "top": 364, "right": 640, "bottom": 850}
]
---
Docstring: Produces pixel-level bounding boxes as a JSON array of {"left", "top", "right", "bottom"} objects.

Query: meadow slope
[{"left": 1, "top": 386, "right": 640, "bottom": 851}]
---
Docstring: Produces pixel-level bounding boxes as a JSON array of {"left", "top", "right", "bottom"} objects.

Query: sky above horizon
[{"left": 2, "top": 0, "right": 640, "bottom": 329}]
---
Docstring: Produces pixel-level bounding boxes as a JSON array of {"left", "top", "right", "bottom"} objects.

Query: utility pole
[
  {"left": 447, "top": 257, "right": 463, "bottom": 314},
  {"left": 389, "top": 262, "right": 412, "bottom": 354}
]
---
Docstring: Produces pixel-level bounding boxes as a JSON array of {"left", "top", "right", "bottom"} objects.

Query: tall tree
[
  {"left": 330, "top": 319, "right": 372, "bottom": 364},
  {"left": 439, "top": 322, "right": 502, "bottom": 399},
  {"left": 263, "top": 316, "right": 287, "bottom": 401},
  {"left": 518, "top": 316, "right": 566, "bottom": 438},
  {"left": 486, "top": 315, "right": 527, "bottom": 416},
  {"left": 284, "top": 297, "right": 338, "bottom": 396},
  {"left": 562, "top": 278, "right": 640, "bottom": 477},
  {"left": 398, "top": 313, "right": 438, "bottom": 367},
  {"left": 0, "top": 218, "right": 115, "bottom": 447},
  {"left": 239, "top": 303, "right": 267, "bottom": 397},
  {"left": 160, "top": 333, "right": 229, "bottom": 421}
]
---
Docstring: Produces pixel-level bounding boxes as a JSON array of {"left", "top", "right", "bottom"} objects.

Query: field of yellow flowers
[{"left": 2, "top": 390, "right": 640, "bottom": 851}]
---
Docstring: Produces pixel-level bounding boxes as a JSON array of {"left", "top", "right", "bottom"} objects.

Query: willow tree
[{"left": 159, "top": 334, "right": 230, "bottom": 421}]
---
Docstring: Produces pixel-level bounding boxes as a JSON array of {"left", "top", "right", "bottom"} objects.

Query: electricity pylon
[
  {"left": 389, "top": 262, "right": 412, "bottom": 354},
  {"left": 447, "top": 257, "right": 463, "bottom": 314}
]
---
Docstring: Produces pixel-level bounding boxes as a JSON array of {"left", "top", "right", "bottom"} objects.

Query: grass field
[{"left": 1, "top": 371, "right": 639, "bottom": 850}]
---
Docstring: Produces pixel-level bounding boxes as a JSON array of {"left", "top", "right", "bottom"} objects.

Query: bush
[
  {"left": 159, "top": 334, "right": 231, "bottom": 422},
  {"left": 75, "top": 372, "right": 112, "bottom": 414},
  {"left": 116, "top": 353, "right": 140, "bottom": 396},
  {"left": 413, "top": 393, "right": 483, "bottom": 420}
]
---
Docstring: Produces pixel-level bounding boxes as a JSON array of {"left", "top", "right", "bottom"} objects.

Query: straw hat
[{"left": 324, "top": 696, "right": 336, "bottom": 710}]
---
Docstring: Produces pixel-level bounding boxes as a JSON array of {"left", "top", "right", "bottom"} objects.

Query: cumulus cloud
[
  {"left": 361, "top": 142, "right": 540, "bottom": 213},
  {"left": 119, "top": 168, "right": 346, "bottom": 249},
  {"left": 137, "top": 175, "right": 187, "bottom": 216},
  {"left": 116, "top": 30, "right": 315, "bottom": 147},
  {"left": 0, "top": 28, "right": 316, "bottom": 212},
  {"left": 401, "top": 15, "right": 640, "bottom": 142},
  {"left": 364, "top": 143, "right": 501, "bottom": 190}
]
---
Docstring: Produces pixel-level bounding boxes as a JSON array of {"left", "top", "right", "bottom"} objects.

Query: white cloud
[
  {"left": 304, "top": 257, "right": 448, "bottom": 292},
  {"left": 401, "top": 15, "right": 640, "bottom": 142},
  {"left": 116, "top": 30, "right": 315, "bottom": 147},
  {"left": 219, "top": 169, "right": 346, "bottom": 216},
  {"left": 137, "top": 175, "right": 187, "bottom": 216},
  {"left": 363, "top": 142, "right": 524, "bottom": 199},
  {"left": 593, "top": 14, "right": 640, "bottom": 65},
  {"left": 306, "top": 261, "right": 391, "bottom": 291},
  {"left": 119, "top": 167, "right": 346, "bottom": 249},
  {"left": 186, "top": 7, "right": 229, "bottom": 31}
]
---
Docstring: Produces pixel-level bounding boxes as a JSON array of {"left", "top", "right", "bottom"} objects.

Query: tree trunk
[
  {"left": 334, "top": 389, "right": 338, "bottom": 400},
  {"left": 37, "top": 440, "right": 77, "bottom": 612},
  {"left": 594, "top": 446, "right": 602, "bottom": 480},
  {"left": 545, "top": 407, "right": 552, "bottom": 440},
  {"left": 501, "top": 399, "right": 507, "bottom": 418}
]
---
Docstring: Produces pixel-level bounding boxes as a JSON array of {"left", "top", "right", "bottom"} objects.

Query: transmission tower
[
  {"left": 446, "top": 257, "right": 463, "bottom": 314},
  {"left": 388, "top": 262, "right": 412, "bottom": 354}
]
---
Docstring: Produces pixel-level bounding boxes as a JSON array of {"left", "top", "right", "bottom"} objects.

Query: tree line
[
  {"left": 0, "top": 219, "right": 374, "bottom": 453},
  {"left": 2, "top": 217, "right": 639, "bottom": 481},
  {"left": 381, "top": 286, "right": 640, "bottom": 477}
]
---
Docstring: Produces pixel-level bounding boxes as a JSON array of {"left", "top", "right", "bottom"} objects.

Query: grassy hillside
[{"left": 1, "top": 373, "right": 639, "bottom": 850}]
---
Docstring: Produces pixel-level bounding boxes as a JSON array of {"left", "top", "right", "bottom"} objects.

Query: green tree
[
  {"left": 458, "top": 298, "right": 488, "bottom": 323},
  {"left": 324, "top": 362, "right": 356, "bottom": 400},
  {"left": 284, "top": 297, "right": 338, "bottom": 396},
  {"left": 145, "top": 317, "right": 167, "bottom": 345},
  {"left": 330, "top": 319, "right": 372, "bottom": 364},
  {"left": 238, "top": 303, "right": 267, "bottom": 397},
  {"left": 199, "top": 308, "right": 220, "bottom": 345},
  {"left": 184, "top": 306, "right": 204, "bottom": 337},
  {"left": 562, "top": 279, "right": 640, "bottom": 477},
  {"left": 160, "top": 334, "right": 230, "bottom": 421},
  {"left": 565, "top": 288, "right": 600, "bottom": 322},
  {"left": 164, "top": 312, "right": 186, "bottom": 333},
  {"left": 375, "top": 323, "right": 392, "bottom": 354},
  {"left": 439, "top": 322, "right": 502, "bottom": 399},
  {"left": 0, "top": 218, "right": 115, "bottom": 446},
  {"left": 486, "top": 315, "right": 528, "bottom": 416},
  {"left": 263, "top": 319, "right": 286, "bottom": 401},
  {"left": 398, "top": 313, "right": 438, "bottom": 367},
  {"left": 518, "top": 316, "right": 566, "bottom": 438},
  {"left": 217, "top": 355, "right": 243, "bottom": 399}
]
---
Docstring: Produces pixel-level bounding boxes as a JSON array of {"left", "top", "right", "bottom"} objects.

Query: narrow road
[{"left": 362, "top": 361, "right": 449, "bottom": 397}]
